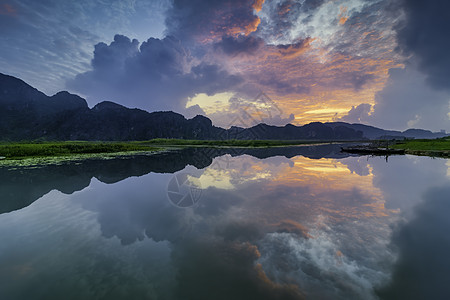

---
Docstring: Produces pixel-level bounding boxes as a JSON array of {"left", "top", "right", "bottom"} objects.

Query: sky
[{"left": 0, "top": 0, "right": 449, "bottom": 131}]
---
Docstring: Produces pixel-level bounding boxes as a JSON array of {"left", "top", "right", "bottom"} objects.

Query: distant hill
[
  {"left": 0, "top": 73, "right": 447, "bottom": 141},
  {"left": 325, "top": 122, "right": 447, "bottom": 140}
]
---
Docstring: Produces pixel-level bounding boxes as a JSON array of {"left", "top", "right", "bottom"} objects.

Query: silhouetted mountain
[
  {"left": 326, "top": 122, "right": 447, "bottom": 139},
  {"left": 1, "top": 73, "right": 447, "bottom": 141},
  {"left": 228, "top": 122, "right": 366, "bottom": 140},
  {"left": 0, "top": 73, "right": 227, "bottom": 140},
  {"left": 0, "top": 144, "right": 354, "bottom": 214}
]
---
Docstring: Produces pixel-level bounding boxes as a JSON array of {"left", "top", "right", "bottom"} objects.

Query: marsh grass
[
  {"left": 392, "top": 137, "right": 450, "bottom": 151},
  {"left": 0, "top": 139, "right": 329, "bottom": 160},
  {"left": 0, "top": 141, "right": 158, "bottom": 159}
]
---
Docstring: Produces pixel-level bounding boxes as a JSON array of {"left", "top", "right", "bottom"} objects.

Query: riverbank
[
  {"left": 1, "top": 138, "right": 448, "bottom": 163},
  {"left": 0, "top": 141, "right": 161, "bottom": 160},
  {"left": 392, "top": 138, "right": 450, "bottom": 158},
  {"left": 0, "top": 139, "right": 334, "bottom": 161}
]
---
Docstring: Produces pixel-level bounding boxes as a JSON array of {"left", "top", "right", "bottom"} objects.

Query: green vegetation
[
  {"left": 393, "top": 137, "right": 450, "bottom": 150},
  {"left": 0, "top": 139, "right": 330, "bottom": 160},
  {"left": 2, "top": 138, "right": 449, "bottom": 161},
  {"left": 0, "top": 141, "right": 159, "bottom": 159},
  {"left": 392, "top": 137, "right": 450, "bottom": 157}
]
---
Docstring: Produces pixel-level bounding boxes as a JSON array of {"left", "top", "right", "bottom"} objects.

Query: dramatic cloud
[
  {"left": 214, "top": 35, "right": 264, "bottom": 57},
  {"left": 338, "top": 68, "right": 450, "bottom": 131},
  {"left": 165, "top": 0, "right": 263, "bottom": 44},
  {"left": 338, "top": 0, "right": 450, "bottom": 131},
  {"left": 1, "top": 0, "right": 448, "bottom": 130},
  {"left": 337, "top": 103, "right": 372, "bottom": 124},
  {"left": 396, "top": 0, "right": 450, "bottom": 91},
  {"left": 369, "top": 68, "right": 450, "bottom": 130},
  {"left": 68, "top": 34, "right": 242, "bottom": 114},
  {"left": 68, "top": 152, "right": 399, "bottom": 298}
]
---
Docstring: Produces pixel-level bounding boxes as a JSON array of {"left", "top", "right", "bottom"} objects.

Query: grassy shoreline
[
  {"left": 0, "top": 139, "right": 333, "bottom": 160},
  {"left": 0, "top": 141, "right": 160, "bottom": 160},
  {"left": 1, "top": 138, "right": 448, "bottom": 162},
  {"left": 392, "top": 137, "right": 450, "bottom": 158}
]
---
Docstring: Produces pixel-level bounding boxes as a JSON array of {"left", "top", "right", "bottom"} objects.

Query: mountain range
[{"left": 0, "top": 72, "right": 447, "bottom": 141}]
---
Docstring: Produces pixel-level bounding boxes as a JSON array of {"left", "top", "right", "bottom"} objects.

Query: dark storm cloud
[
  {"left": 396, "top": 0, "right": 450, "bottom": 90},
  {"left": 165, "top": 0, "right": 261, "bottom": 44},
  {"left": 214, "top": 35, "right": 264, "bottom": 56},
  {"left": 256, "top": 75, "right": 310, "bottom": 96},
  {"left": 324, "top": 71, "right": 377, "bottom": 92},
  {"left": 371, "top": 68, "right": 450, "bottom": 130},
  {"left": 275, "top": 39, "right": 310, "bottom": 53},
  {"left": 350, "top": 73, "right": 376, "bottom": 91},
  {"left": 337, "top": 103, "right": 372, "bottom": 123},
  {"left": 339, "top": 68, "right": 450, "bottom": 131},
  {"left": 92, "top": 35, "right": 139, "bottom": 71},
  {"left": 189, "top": 63, "right": 242, "bottom": 95},
  {"left": 68, "top": 34, "right": 242, "bottom": 113},
  {"left": 348, "top": 0, "right": 450, "bottom": 131},
  {"left": 377, "top": 184, "right": 450, "bottom": 299}
]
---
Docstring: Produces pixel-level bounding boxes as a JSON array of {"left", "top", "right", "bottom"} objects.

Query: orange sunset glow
[
  {"left": 1, "top": 0, "right": 448, "bottom": 131},
  {"left": 197, "top": 154, "right": 394, "bottom": 223},
  {"left": 1, "top": 1, "right": 450, "bottom": 299}
]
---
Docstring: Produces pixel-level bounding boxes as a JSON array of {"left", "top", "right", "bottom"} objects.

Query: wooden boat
[{"left": 341, "top": 146, "right": 405, "bottom": 155}]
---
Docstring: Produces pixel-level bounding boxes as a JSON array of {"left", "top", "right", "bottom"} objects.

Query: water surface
[{"left": 0, "top": 145, "right": 449, "bottom": 299}]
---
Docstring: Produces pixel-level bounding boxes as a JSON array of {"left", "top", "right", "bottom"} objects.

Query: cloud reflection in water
[{"left": 0, "top": 152, "right": 448, "bottom": 299}]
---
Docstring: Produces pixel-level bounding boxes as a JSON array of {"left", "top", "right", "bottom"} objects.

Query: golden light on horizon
[
  {"left": 195, "top": 155, "right": 393, "bottom": 221},
  {"left": 270, "top": 156, "right": 390, "bottom": 219}
]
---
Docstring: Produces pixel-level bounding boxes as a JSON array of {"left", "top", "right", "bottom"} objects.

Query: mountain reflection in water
[
  {"left": 0, "top": 145, "right": 449, "bottom": 300},
  {"left": 0, "top": 144, "right": 351, "bottom": 214}
]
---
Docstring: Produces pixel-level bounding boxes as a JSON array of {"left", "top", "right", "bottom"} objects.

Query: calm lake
[{"left": 0, "top": 145, "right": 449, "bottom": 300}]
